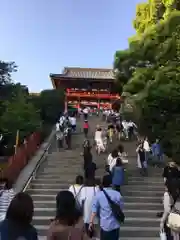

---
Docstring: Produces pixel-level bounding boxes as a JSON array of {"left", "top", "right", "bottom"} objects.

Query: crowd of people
[
  {"left": 0, "top": 108, "right": 180, "bottom": 239},
  {"left": 136, "top": 137, "right": 164, "bottom": 176},
  {"left": 55, "top": 114, "right": 77, "bottom": 150}
]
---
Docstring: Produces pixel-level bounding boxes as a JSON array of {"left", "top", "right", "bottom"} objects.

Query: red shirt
[{"left": 83, "top": 122, "right": 89, "bottom": 129}]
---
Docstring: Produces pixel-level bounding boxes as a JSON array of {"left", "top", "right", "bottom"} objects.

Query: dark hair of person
[
  {"left": 117, "top": 144, "right": 124, "bottom": 153},
  {"left": 6, "top": 192, "right": 34, "bottom": 227},
  {"left": 111, "top": 149, "right": 118, "bottom": 158},
  {"left": 75, "top": 175, "right": 84, "bottom": 185},
  {"left": 116, "top": 158, "right": 123, "bottom": 166},
  {"left": 165, "top": 179, "right": 180, "bottom": 201},
  {"left": 84, "top": 178, "right": 96, "bottom": 187},
  {"left": 100, "top": 175, "right": 112, "bottom": 189},
  {"left": 97, "top": 127, "right": 102, "bottom": 131},
  {"left": 56, "top": 190, "right": 81, "bottom": 226}
]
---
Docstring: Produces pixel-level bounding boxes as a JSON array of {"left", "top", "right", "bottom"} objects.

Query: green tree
[
  {"left": 0, "top": 94, "right": 41, "bottom": 154},
  {"left": 29, "top": 89, "right": 65, "bottom": 125},
  {"left": 0, "top": 61, "right": 17, "bottom": 85},
  {"left": 114, "top": 1, "right": 180, "bottom": 160}
]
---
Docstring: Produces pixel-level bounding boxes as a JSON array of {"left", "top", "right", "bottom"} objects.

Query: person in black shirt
[
  {"left": 115, "top": 122, "right": 123, "bottom": 140},
  {"left": 162, "top": 161, "right": 179, "bottom": 182},
  {"left": 64, "top": 125, "right": 72, "bottom": 149},
  {"left": 136, "top": 142, "right": 147, "bottom": 176},
  {"left": 84, "top": 151, "right": 97, "bottom": 180},
  {"left": 83, "top": 141, "right": 92, "bottom": 170}
]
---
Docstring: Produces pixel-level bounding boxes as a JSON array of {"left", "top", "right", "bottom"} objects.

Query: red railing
[
  {"left": 0, "top": 132, "right": 41, "bottom": 182},
  {"left": 66, "top": 92, "right": 120, "bottom": 99}
]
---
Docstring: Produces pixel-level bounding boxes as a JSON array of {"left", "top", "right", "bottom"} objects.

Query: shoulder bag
[
  {"left": 73, "top": 185, "right": 83, "bottom": 211},
  {"left": 102, "top": 189, "right": 125, "bottom": 223},
  {"left": 167, "top": 194, "right": 180, "bottom": 232}
]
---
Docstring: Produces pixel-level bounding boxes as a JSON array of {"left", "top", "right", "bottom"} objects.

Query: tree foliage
[
  {"left": 114, "top": 2, "right": 180, "bottom": 159},
  {"left": 29, "top": 89, "right": 65, "bottom": 125},
  {"left": 0, "top": 61, "right": 17, "bottom": 85},
  {"left": 0, "top": 60, "right": 65, "bottom": 156},
  {"left": 0, "top": 94, "right": 41, "bottom": 154}
]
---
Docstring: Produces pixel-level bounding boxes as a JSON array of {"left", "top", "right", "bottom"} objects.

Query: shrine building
[{"left": 50, "top": 67, "right": 120, "bottom": 109}]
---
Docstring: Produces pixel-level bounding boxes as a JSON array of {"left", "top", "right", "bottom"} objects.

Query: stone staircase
[
  {"left": 120, "top": 170, "right": 163, "bottom": 239},
  {"left": 26, "top": 118, "right": 163, "bottom": 239}
]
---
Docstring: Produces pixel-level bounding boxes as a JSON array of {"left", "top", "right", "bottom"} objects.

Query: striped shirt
[{"left": 0, "top": 189, "right": 15, "bottom": 219}]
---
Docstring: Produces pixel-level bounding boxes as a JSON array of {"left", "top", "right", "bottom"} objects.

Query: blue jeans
[{"left": 100, "top": 228, "right": 119, "bottom": 240}]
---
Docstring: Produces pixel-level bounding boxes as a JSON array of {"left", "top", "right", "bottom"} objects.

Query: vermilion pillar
[{"left": 64, "top": 94, "right": 68, "bottom": 113}]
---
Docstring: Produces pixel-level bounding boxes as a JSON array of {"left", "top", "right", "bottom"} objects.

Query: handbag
[
  {"left": 160, "top": 230, "right": 167, "bottom": 240},
  {"left": 167, "top": 194, "right": 180, "bottom": 232},
  {"left": 102, "top": 189, "right": 125, "bottom": 223}
]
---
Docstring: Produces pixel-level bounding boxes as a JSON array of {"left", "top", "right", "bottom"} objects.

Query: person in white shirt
[
  {"left": 122, "top": 120, "right": 129, "bottom": 139},
  {"left": 143, "top": 137, "right": 151, "bottom": 165},
  {"left": 83, "top": 107, "right": 88, "bottom": 120},
  {"left": 69, "top": 116, "right": 76, "bottom": 132},
  {"left": 160, "top": 179, "right": 180, "bottom": 239},
  {"left": 56, "top": 121, "right": 60, "bottom": 131},
  {"left": 107, "top": 149, "right": 119, "bottom": 172},
  {"left": 0, "top": 179, "right": 15, "bottom": 221},
  {"left": 94, "top": 126, "right": 105, "bottom": 154},
  {"left": 56, "top": 125, "right": 64, "bottom": 149},
  {"left": 127, "top": 120, "right": 137, "bottom": 140},
  {"left": 80, "top": 178, "right": 99, "bottom": 238},
  {"left": 68, "top": 175, "right": 84, "bottom": 209},
  {"left": 55, "top": 121, "right": 63, "bottom": 149},
  {"left": 59, "top": 115, "right": 65, "bottom": 128},
  {"left": 117, "top": 144, "right": 128, "bottom": 164}
]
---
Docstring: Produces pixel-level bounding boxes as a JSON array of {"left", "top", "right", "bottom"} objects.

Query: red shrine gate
[{"left": 50, "top": 67, "right": 121, "bottom": 110}]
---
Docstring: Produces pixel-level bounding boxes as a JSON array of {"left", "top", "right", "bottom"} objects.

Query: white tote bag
[
  {"left": 167, "top": 211, "right": 180, "bottom": 232},
  {"left": 160, "top": 230, "right": 167, "bottom": 240}
]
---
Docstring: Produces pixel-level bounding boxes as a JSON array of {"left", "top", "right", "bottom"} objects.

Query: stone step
[
  {"left": 125, "top": 180, "right": 163, "bottom": 185},
  {"left": 32, "top": 216, "right": 160, "bottom": 227},
  {"left": 30, "top": 183, "right": 72, "bottom": 189},
  {"left": 32, "top": 200, "right": 162, "bottom": 211},
  {"left": 39, "top": 170, "right": 84, "bottom": 174},
  {"left": 121, "top": 238, "right": 159, "bottom": 240},
  {"left": 35, "top": 225, "right": 159, "bottom": 238},
  {"left": 126, "top": 176, "right": 163, "bottom": 181},
  {"left": 33, "top": 208, "right": 159, "bottom": 218},
  {"left": 27, "top": 119, "right": 164, "bottom": 239},
  {"left": 30, "top": 194, "right": 162, "bottom": 203},
  {"left": 39, "top": 237, "right": 159, "bottom": 240},
  {"left": 124, "top": 196, "right": 161, "bottom": 203},
  {"left": 30, "top": 183, "right": 163, "bottom": 191},
  {"left": 32, "top": 179, "right": 77, "bottom": 184},
  {"left": 31, "top": 178, "right": 163, "bottom": 185},
  {"left": 122, "top": 189, "right": 163, "bottom": 197},
  {"left": 28, "top": 188, "right": 163, "bottom": 197},
  {"left": 27, "top": 188, "right": 66, "bottom": 195}
]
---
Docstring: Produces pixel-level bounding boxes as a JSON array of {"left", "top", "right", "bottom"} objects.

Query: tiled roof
[{"left": 50, "top": 67, "right": 115, "bottom": 79}]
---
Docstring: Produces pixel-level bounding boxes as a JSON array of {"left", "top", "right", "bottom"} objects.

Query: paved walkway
[{"left": 25, "top": 116, "right": 162, "bottom": 239}]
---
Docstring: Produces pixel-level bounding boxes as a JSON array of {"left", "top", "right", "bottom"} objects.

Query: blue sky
[{"left": 0, "top": 0, "right": 141, "bottom": 92}]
